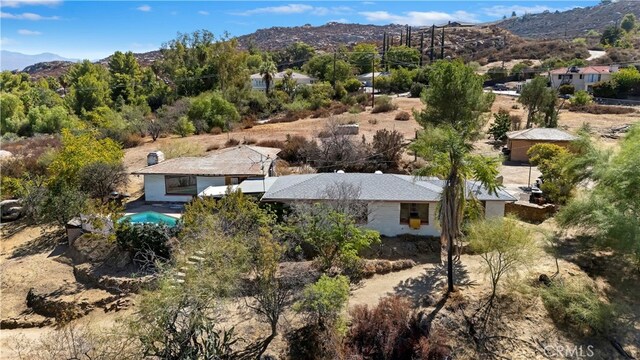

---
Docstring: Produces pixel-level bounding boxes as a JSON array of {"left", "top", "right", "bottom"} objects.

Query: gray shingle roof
[
  {"left": 506, "top": 128, "right": 577, "bottom": 141},
  {"left": 261, "top": 173, "right": 516, "bottom": 202}
]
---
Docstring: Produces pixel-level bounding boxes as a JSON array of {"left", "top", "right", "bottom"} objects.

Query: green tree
[
  {"left": 612, "top": 66, "right": 640, "bottom": 96},
  {"left": 487, "top": 108, "right": 511, "bottom": 142},
  {"left": 412, "top": 60, "right": 498, "bottom": 293},
  {"left": 289, "top": 203, "right": 380, "bottom": 272},
  {"left": 0, "top": 92, "right": 26, "bottom": 133},
  {"left": 303, "top": 54, "right": 333, "bottom": 81},
  {"left": 620, "top": 13, "right": 637, "bottom": 32},
  {"left": 518, "top": 76, "right": 558, "bottom": 128},
  {"left": 187, "top": 91, "right": 240, "bottom": 132},
  {"left": 284, "top": 41, "right": 315, "bottom": 67},
  {"left": 294, "top": 274, "right": 350, "bottom": 327},
  {"left": 66, "top": 60, "right": 111, "bottom": 115},
  {"left": 158, "top": 30, "right": 249, "bottom": 96},
  {"left": 527, "top": 143, "right": 575, "bottom": 204},
  {"left": 28, "top": 105, "right": 80, "bottom": 134},
  {"left": 467, "top": 217, "right": 537, "bottom": 303},
  {"left": 48, "top": 129, "right": 124, "bottom": 185},
  {"left": 600, "top": 25, "right": 623, "bottom": 46},
  {"left": 343, "top": 78, "right": 362, "bottom": 93},
  {"left": 175, "top": 116, "right": 195, "bottom": 137},
  {"left": 259, "top": 57, "right": 277, "bottom": 94},
  {"left": 349, "top": 43, "right": 378, "bottom": 74},
  {"left": 558, "top": 124, "right": 640, "bottom": 263},
  {"left": 389, "top": 67, "right": 415, "bottom": 93},
  {"left": 570, "top": 90, "right": 592, "bottom": 106},
  {"left": 385, "top": 46, "right": 420, "bottom": 69},
  {"left": 108, "top": 51, "right": 143, "bottom": 107}
]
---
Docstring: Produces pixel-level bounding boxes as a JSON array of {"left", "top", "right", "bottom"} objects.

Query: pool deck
[{"left": 124, "top": 198, "right": 185, "bottom": 218}]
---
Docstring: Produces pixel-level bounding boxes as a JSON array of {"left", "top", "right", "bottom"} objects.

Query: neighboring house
[
  {"left": 549, "top": 65, "right": 618, "bottom": 92},
  {"left": 259, "top": 173, "right": 516, "bottom": 237},
  {"left": 250, "top": 70, "right": 315, "bottom": 91},
  {"left": 357, "top": 72, "right": 390, "bottom": 87},
  {"left": 505, "top": 128, "right": 578, "bottom": 162},
  {"left": 133, "top": 145, "right": 281, "bottom": 202}
]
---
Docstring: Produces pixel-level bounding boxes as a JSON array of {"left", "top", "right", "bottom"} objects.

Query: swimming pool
[{"left": 119, "top": 211, "right": 179, "bottom": 226}]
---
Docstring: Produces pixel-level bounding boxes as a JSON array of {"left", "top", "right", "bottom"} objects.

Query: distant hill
[
  {"left": 0, "top": 50, "right": 78, "bottom": 71},
  {"left": 494, "top": 1, "right": 640, "bottom": 39}
]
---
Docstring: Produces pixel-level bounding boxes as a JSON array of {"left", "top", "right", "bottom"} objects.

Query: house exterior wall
[
  {"left": 484, "top": 201, "right": 506, "bottom": 218},
  {"left": 550, "top": 73, "right": 612, "bottom": 92},
  {"left": 507, "top": 139, "right": 571, "bottom": 162},
  {"left": 143, "top": 175, "right": 193, "bottom": 202},
  {"left": 366, "top": 202, "right": 440, "bottom": 237}
]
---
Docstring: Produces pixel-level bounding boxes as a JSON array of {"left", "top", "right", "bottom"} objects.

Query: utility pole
[
  {"left": 332, "top": 50, "right": 337, "bottom": 90},
  {"left": 430, "top": 25, "right": 435, "bottom": 62},
  {"left": 371, "top": 56, "right": 375, "bottom": 108},
  {"left": 382, "top": 32, "right": 387, "bottom": 71},
  {"left": 419, "top": 32, "right": 424, "bottom": 67},
  {"left": 407, "top": 25, "right": 411, "bottom": 47},
  {"left": 400, "top": 31, "right": 403, "bottom": 47},
  {"left": 440, "top": 26, "right": 445, "bottom": 59}
]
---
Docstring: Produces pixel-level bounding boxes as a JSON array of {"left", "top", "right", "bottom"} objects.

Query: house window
[
  {"left": 579, "top": 74, "right": 584, "bottom": 79},
  {"left": 400, "top": 203, "right": 429, "bottom": 224},
  {"left": 165, "top": 175, "right": 197, "bottom": 195},
  {"left": 557, "top": 75, "right": 562, "bottom": 80},
  {"left": 585, "top": 74, "right": 601, "bottom": 83}
]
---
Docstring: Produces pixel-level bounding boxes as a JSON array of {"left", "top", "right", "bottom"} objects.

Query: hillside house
[
  {"left": 259, "top": 173, "right": 516, "bottom": 237},
  {"left": 505, "top": 128, "right": 578, "bottom": 162},
  {"left": 133, "top": 145, "right": 280, "bottom": 202},
  {"left": 357, "top": 71, "right": 390, "bottom": 87},
  {"left": 250, "top": 70, "right": 315, "bottom": 91},
  {"left": 549, "top": 65, "right": 618, "bottom": 92}
]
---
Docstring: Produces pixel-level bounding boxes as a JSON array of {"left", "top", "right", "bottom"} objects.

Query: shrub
[
  {"left": 210, "top": 126, "right": 223, "bottom": 135},
  {"left": 354, "top": 93, "right": 371, "bottom": 106},
  {"left": 225, "top": 138, "right": 240, "bottom": 147},
  {"left": 294, "top": 275, "right": 350, "bottom": 326},
  {"left": 174, "top": 116, "right": 195, "bottom": 137},
  {"left": 344, "top": 78, "right": 362, "bottom": 93},
  {"left": 409, "top": 83, "right": 427, "bottom": 98},
  {"left": 558, "top": 84, "right": 575, "bottom": 95},
  {"left": 279, "top": 134, "right": 311, "bottom": 163},
  {"left": 345, "top": 296, "right": 450, "bottom": 359},
  {"left": 568, "top": 104, "right": 635, "bottom": 114},
  {"left": 368, "top": 118, "right": 378, "bottom": 125},
  {"left": 349, "top": 105, "right": 364, "bottom": 114},
  {"left": 256, "top": 139, "right": 285, "bottom": 148},
  {"left": 591, "top": 80, "right": 618, "bottom": 98},
  {"left": 187, "top": 91, "right": 239, "bottom": 132},
  {"left": 511, "top": 104, "right": 520, "bottom": 110},
  {"left": 240, "top": 116, "right": 255, "bottom": 130},
  {"left": 242, "top": 137, "right": 257, "bottom": 145},
  {"left": 284, "top": 99, "right": 311, "bottom": 112},
  {"left": 371, "top": 129, "right": 404, "bottom": 170},
  {"left": 541, "top": 278, "right": 615, "bottom": 336},
  {"left": 115, "top": 222, "right": 180, "bottom": 262},
  {"left": 160, "top": 142, "right": 204, "bottom": 159},
  {"left": 312, "top": 108, "right": 330, "bottom": 118},
  {"left": 331, "top": 103, "right": 349, "bottom": 115},
  {"left": 121, "top": 134, "right": 144, "bottom": 148},
  {"left": 569, "top": 90, "right": 592, "bottom": 106},
  {"left": 371, "top": 96, "right": 398, "bottom": 113},
  {"left": 206, "top": 144, "right": 219, "bottom": 152},
  {"left": 394, "top": 111, "right": 411, "bottom": 121}
]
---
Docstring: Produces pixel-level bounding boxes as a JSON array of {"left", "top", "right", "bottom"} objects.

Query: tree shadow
[
  {"left": 392, "top": 260, "right": 475, "bottom": 306},
  {"left": 9, "top": 229, "right": 66, "bottom": 259},
  {"left": 0, "top": 219, "right": 29, "bottom": 239}
]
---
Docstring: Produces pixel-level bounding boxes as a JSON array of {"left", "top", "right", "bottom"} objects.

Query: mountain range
[{"left": 0, "top": 50, "right": 78, "bottom": 72}]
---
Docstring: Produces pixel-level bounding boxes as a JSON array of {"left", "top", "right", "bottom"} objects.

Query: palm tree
[
  {"left": 412, "top": 60, "right": 499, "bottom": 294},
  {"left": 259, "top": 59, "right": 277, "bottom": 95}
]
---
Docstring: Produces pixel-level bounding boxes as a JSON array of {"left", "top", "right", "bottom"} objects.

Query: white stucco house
[
  {"left": 549, "top": 65, "right": 618, "bottom": 92},
  {"left": 132, "top": 145, "right": 281, "bottom": 203},
  {"left": 259, "top": 173, "right": 516, "bottom": 237},
  {"left": 250, "top": 70, "right": 315, "bottom": 92},
  {"left": 357, "top": 71, "right": 390, "bottom": 87}
]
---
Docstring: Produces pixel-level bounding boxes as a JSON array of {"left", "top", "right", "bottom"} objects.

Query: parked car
[{"left": 493, "top": 83, "right": 508, "bottom": 91}]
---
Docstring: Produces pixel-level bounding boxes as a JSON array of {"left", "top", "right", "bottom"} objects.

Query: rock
[
  {"left": 422, "top": 294, "right": 439, "bottom": 307},
  {"left": 26, "top": 288, "right": 87, "bottom": 320},
  {"left": 539, "top": 274, "right": 552, "bottom": 286}
]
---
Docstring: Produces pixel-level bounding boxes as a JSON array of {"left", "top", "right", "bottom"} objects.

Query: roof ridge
[
  {"left": 264, "top": 174, "right": 321, "bottom": 198},
  {"left": 390, "top": 174, "right": 443, "bottom": 194}
]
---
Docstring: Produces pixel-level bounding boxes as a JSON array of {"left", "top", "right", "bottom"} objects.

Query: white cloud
[
  {"left": 0, "top": 37, "right": 17, "bottom": 45},
  {"left": 0, "top": 0, "right": 61, "bottom": 8},
  {"left": 0, "top": 11, "right": 59, "bottom": 20},
  {"left": 359, "top": 10, "right": 478, "bottom": 25},
  {"left": 136, "top": 4, "right": 151, "bottom": 12},
  {"left": 482, "top": 5, "right": 571, "bottom": 18},
  {"left": 17, "top": 28, "right": 41, "bottom": 35},
  {"left": 198, "top": 10, "right": 209, "bottom": 15},
  {"left": 234, "top": 4, "right": 351, "bottom": 16},
  {"left": 329, "top": 18, "right": 349, "bottom": 24}
]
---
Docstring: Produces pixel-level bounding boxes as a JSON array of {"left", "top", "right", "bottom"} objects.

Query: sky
[{"left": 0, "top": 0, "right": 599, "bottom": 60}]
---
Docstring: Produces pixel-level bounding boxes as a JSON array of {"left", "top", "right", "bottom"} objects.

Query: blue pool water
[{"left": 119, "top": 211, "right": 178, "bottom": 226}]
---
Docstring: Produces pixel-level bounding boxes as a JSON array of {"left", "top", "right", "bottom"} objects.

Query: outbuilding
[{"left": 506, "top": 128, "right": 578, "bottom": 162}]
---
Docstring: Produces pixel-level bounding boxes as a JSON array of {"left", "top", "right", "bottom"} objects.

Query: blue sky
[{"left": 1, "top": 0, "right": 598, "bottom": 60}]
